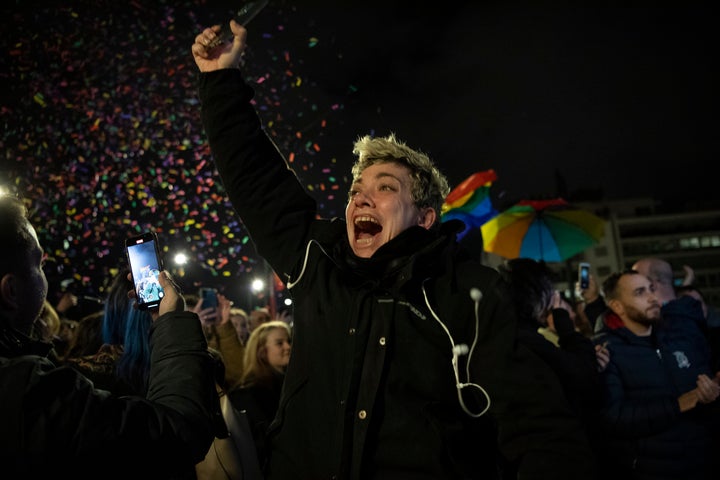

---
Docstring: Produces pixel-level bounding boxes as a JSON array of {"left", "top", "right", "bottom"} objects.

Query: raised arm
[{"left": 193, "top": 22, "right": 319, "bottom": 280}]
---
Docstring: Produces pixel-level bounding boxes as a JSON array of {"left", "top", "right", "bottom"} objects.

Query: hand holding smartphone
[
  {"left": 578, "top": 262, "right": 591, "bottom": 290},
  {"left": 125, "top": 232, "right": 165, "bottom": 310},
  {"left": 200, "top": 287, "right": 219, "bottom": 310}
]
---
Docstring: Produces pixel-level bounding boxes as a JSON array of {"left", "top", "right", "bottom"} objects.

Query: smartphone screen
[
  {"left": 125, "top": 232, "right": 165, "bottom": 310},
  {"left": 200, "top": 287, "right": 219, "bottom": 310},
  {"left": 578, "top": 262, "right": 590, "bottom": 290}
]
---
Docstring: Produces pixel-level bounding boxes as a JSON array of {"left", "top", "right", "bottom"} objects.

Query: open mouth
[{"left": 354, "top": 215, "right": 382, "bottom": 244}]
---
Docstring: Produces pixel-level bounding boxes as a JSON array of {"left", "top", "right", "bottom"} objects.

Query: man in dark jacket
[
  {"left": 592, "top": 270, "right": 720, "bottom": 479},
  {"left": 0, "top": 194, "right": 219, "bottom": 478},
  {"left": 191, "top": 20, "right": 597, "bottom": 480}
]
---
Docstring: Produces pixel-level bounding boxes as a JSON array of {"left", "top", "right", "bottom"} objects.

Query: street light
[
  {"left": 171, "top": 252, "right": 189, "bottom": 277},
  {"left": 173, "top": 252, "right": 189, "bottom": 266},
  {"left": 250, "top": 277, "right": 265, "bottom": 293}
]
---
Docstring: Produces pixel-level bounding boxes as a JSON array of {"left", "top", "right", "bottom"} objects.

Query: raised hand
[{"left": 191, "top": 20, "right": 247, "bottom": 72}]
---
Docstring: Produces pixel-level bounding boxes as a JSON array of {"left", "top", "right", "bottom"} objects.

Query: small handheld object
[
  {"left": 200, "top": 287, "right": 219, "bottom": 310},
  {"left": 208, "top": 0, "right": 269, "bottom": 48},
  {"left": 578, "top": 262, "right": 590, "bottom": 290},
  {"left": 125, "top": 232, "right": 165, "bottom": 310}
]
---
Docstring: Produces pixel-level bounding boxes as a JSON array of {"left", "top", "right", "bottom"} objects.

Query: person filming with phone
[
  {"left": 191, "top": 19, "right": 597, "bottom": 479},
  {"left": 0, "top": 194, "right": 220, "bottom": 478}
]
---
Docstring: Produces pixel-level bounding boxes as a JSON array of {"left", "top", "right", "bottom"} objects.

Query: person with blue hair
[
  {"left": 65, "top": 268, "right": 153, "bottom": 395},
  {"left": 0, "top": 194, "right": 218, "bottom": 477}
]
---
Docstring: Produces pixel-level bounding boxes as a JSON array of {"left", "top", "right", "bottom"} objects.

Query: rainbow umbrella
[
  {"left": 480, "top": 198, "right": 605, "bottom": 262},
  {"left": 441, "top": 170, "right": 499, "bottom": 240}
]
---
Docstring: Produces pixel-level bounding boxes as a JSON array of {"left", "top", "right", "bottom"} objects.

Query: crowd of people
[{"left": 1, "top": 16, "right": 719, "bottom": 480}]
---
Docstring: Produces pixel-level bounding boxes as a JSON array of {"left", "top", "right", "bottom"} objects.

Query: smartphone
[
  {"left": 125, "top": 232, "right": 165, "bottom": 310},
  {"left": 208, "top": 0, "right": 270, "bottom": 48},
  {"left": 200, "top": 287, "right": 219, "bottom": 310},
  {"left": 578, "top": 262, "right": 591, "bottom": 290}
]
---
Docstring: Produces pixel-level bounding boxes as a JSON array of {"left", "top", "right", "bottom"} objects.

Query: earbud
[
  {"left": 453, "top": 344, "right": 469, "bottom": 356},
  {"left": 421, "top": 280, "right": 490, "bottom": 417}
]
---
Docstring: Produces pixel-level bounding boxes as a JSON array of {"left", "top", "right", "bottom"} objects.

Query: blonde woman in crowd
[{"left": 228, "top": 320, "right": 291, "bottom": 469}]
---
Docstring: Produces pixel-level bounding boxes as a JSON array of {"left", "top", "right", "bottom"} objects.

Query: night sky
[
  {"left": 297, "top": 3, "right": 717, "bottom": 204},
  {"left": 1, "top": 1, "right": 716, "bottom": 308}
]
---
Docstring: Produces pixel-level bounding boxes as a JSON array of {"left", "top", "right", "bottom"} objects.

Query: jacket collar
[
  {"left": 0, "top": 323, "right": 54, "bottom": 358},
  {"left": 336, "top": 222, "right": 459, "bottom": 291}
]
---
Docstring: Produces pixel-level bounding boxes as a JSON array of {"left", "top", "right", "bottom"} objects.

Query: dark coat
[
  {"left": 199, "top": 69, "right": 597, "bottom": 480},
  {"left": 592, "top": 311, "right": 718, "bottom": 479},
  {"left": 0, "top": 311, "right": 218, "bottom": 479},
  {"left": 228, "top": 371, "right": 285, "bottom": 467},
  {"left": 517, "top": 309, "right": 603, "bottom": 423}
]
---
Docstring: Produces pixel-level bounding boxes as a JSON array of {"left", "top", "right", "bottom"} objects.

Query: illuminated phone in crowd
[
  {"left": 200, "top": 287, "right": 219, "bottom": 310},
  {"left": 578, "top": 262, "right": 590, "bottom": 290},
  {"left": 125, "top": 231, "right": 165, "bottom": 310}
]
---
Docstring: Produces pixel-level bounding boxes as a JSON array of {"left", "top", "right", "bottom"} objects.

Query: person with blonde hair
[
  {"left": 192, "top": 20, "right": 597, "bottom": 479},
  {"left": 228, "top": 320, "right": 291, "bottom": 469},
  {"left": 34, "top": 299, "right": 61, "bottom": 343},
  {"left": 229, "top": 306, "right": 250, "bottom": 344}
]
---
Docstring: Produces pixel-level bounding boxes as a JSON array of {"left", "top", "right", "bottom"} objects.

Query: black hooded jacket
[
  {"left": 199, "top": 68, "right": 596, "bottom": 480},
  {"left": 0, "top": 311, "right": 218, "bottom": 479}
]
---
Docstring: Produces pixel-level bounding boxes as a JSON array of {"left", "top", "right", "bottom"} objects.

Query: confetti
[{"left": 1, "top": 1, "right": 352, "bottom": 307}]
